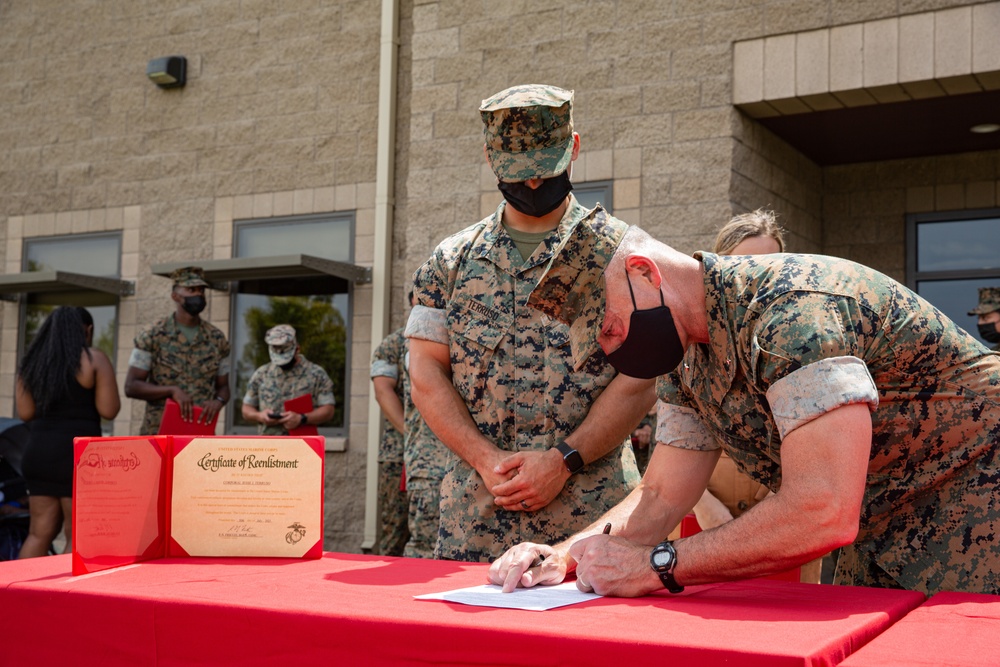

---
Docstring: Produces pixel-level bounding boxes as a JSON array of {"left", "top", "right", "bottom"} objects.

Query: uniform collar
[
  {"left": 169, "top": 313, "right": 203, "bottom": 338},
  {"left": 474, "top": 194, "right": 588, "bottom": 275},
  {"left": 680, "top": 252, "right": 738, "bottom": 405}
]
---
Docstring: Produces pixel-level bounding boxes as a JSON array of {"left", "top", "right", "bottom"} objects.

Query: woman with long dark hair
[{"left": 15, "top": 306, "right": 120, "bottom": 558}]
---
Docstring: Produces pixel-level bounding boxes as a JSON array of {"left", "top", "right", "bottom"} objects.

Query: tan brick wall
[
  {"left": 731, "top": 114, "right": 824, "bottom": 253},
  {"left": 396, "top": 0, "right": 985, "bottom": 272},
  {"left": 0, "top": 0, "right": 382, "bottom": 554},
  {"left": 735, "top": 3, "right": 1000, "bottom": 117},
  {"left": 824, "top": 151, "right": 1000, "bottom": 283}
]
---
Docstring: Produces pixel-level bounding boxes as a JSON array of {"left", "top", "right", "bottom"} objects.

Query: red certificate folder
[
  {"left": 157, "top": 398, "right": 219, "bottom": 435},
  {"left": 72, "top": 436, "right": 169, "bottom": 575},
  {"left": 73, "top": 435, "right": 325, "bottom": 575},
  {"left": 284, "top": 394, "right": 318, "bottom": 436}
]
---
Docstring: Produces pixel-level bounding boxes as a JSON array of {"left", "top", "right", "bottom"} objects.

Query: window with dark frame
[
  {"left": 21, "top": 232, "right": 123, "bottom": 436},
  {"left": 229, "top": 214, "right": 354, "bottom": 437},
  {"left": 906, "top": 208, "right": 1000, "bottom": 346},
  {"left": 573, "top": 180, "right": 614, "bottom": 213}
]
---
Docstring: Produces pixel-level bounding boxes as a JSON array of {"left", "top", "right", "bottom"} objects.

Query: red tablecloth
[
  {"left": 0, "top": 553, "right": 923, "bottom": 667},
  {"left": 840, "top": 591, "right": 1000, "bottom": 667}
]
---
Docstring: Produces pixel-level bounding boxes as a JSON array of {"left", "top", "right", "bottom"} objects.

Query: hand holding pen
[{"left": 573, "top": 523, "right": 612, "bottom": 592}]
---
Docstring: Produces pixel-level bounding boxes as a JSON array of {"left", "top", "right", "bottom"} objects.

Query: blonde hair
[{"left": 713, "top": 209, "right": 785, "bottom": 255}]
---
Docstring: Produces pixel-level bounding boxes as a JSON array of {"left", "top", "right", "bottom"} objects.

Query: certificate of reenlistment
[{"left": 169, "top": 437, "right": 324, "bottom": 558}]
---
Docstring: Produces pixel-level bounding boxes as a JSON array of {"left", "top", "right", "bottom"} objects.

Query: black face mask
[
  {"left": 181, "top": 295, "right": 206, "bottom": 316},
  {"left": 497, "top": 170, "right": 573, "bottom": 218},
  {"left": 606, "top": 271, "right": 685, "bottom": 379},
  {"left": 279, "top": 357, "right": 298, "bottom": 371},
  {"left": 978, "top": 322, "right": 1000, "bottom": 344}
]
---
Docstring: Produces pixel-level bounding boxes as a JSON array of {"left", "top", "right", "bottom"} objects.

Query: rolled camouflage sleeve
[
  {"left": 752, "top": 291, "right": 879, "bottom": 439},
  {"left": 314, "top": 370, "right": 336, "bottom": 407},
  {"left": 656, "top": 402, "right": 718, "bottom": 451},
  {"left": 129, "top": 328, "right": 154, "bottom": 370},
  {"left": 654, "top": 370, "right": 717, "bottom": 450},
  {"left": 405, "top": 305, "right": 448, "bottom": 345},
  {"left": 405, "top": 253, "right": 452, "bottom": 345},
  {"left": 370, "top": 335, "right": 400, "bottom": 380},
  {"left": 371, "top": 359, "right": 399, "bottom": 379},
  {"left": 766, "top": 357, "right": 878, "bottom": 439},
  {"left": 129, "top": 348, "right": 152, "bottom": 371}
]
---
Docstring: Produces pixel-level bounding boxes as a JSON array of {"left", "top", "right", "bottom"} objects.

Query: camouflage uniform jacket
[
  {"left": 131, "top": 314, "right": 231, "bottom": 435},
  {"left": 243, "top": 356, "right": 335, "bottom": 435},
  {"left": 655, "top": 252, "right": 1000, "bottom": 595},
  {"left": 407, "top": 195, "right": 640, "bottom": 562},
  {"left": 371, "top": 328, "right": 407, "bottom": 464}
]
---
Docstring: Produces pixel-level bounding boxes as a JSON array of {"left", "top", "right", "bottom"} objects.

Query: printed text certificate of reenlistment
[{"left": 170, "top": 437, "right": 322, "bottom": 558}]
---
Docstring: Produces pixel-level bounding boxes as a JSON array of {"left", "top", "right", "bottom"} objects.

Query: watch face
[{"left": 652, "top": 548, "right": 674, "bottom": 569}]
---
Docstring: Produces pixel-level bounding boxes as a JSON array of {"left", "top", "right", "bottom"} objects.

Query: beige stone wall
[
  {"left": 823, "top": 151, "right": 1000, "bottom": 283},
  {"left": 396, "top": 0, "right": 985, "bottom": 272},
  {"left": 731, "top": 113, "right": 824, "bottom": 253},
  {"left": 0, "top": 0, "right": 382, "bottom": 553},
  {"left": 734, "top": 3, "right": 1000, "bottom": 118}
]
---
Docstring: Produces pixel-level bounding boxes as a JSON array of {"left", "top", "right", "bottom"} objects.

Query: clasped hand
[{"left": 489, "top": 449, "right": 568, "bottom": 512}]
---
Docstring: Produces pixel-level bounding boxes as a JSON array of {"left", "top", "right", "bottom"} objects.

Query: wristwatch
[
  {"left": 298, "top": 413, "right": 309, "bottom": 428},
  {"left": 554, "top": 442, "right": 584, "bottom": 475},
  {"left": 650, "top": 541, "right": 684, "bottom": 593}
]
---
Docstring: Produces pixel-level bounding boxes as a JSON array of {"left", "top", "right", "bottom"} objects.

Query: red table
[
  {"left": 840, "top": 591, "right": 1000, "bottom": 667},
  {"left": 0, "top": 553, "right": 923, "bottom": 667}
]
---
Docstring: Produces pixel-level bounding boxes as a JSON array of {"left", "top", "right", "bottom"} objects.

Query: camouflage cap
[
  {"left": 265, "top": 324, "right": 297, "bottom": 364},
  {"left": 170, "top": 266, "right": 208, "bottom": 287},
  {"left": 480, "top": 84, "right": 574, "bottom": 183},
  {"left": 968, "top": 286, "right": 1000, "bottom": 315},
  {"left": 527, "top": 206, "right": 628, "bottom": 368}
]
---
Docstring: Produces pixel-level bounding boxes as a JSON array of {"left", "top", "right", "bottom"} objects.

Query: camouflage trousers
[
  {"left": 435, "top": 447, "right": 639, "bottom": 563},
  {"left": 403, "top": 480, "right": 441, "bottom": 560},
  {"left": 377, "top": 459, "right": 408, "bottom": 557},
  {"left": 833, "top": 544, "right": 904, "bottom": 589}
]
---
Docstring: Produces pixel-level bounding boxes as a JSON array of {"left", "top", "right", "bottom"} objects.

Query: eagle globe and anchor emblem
[{"left": 286, "top": 522, "right": 307, "bottom": 544}]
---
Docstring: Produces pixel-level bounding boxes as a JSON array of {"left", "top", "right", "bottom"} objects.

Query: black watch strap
[
  {"left": 650, "top": 541, "right": 684, "bottom": 593},
  {"left": 554, "top": 442, "right": 584, "bottom": 475}
]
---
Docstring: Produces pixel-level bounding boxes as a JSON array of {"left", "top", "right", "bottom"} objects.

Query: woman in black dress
[{"left": 15, "top": 307, "right": 120, "bottom": 558}]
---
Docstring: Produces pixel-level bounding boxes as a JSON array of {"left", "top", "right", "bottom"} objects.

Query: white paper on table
[{"left": 414, "top": 581, "right": 601, "bottom": 611}]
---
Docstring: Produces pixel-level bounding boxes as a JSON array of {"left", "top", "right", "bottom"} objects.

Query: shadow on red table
[{"left": 321, "top": 552, "right": 480, "bottom": 586}]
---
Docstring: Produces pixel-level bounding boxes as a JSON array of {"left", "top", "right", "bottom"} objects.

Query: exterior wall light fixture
[{"left": 147, "top": 56, "right": 186, "bottom": 89}]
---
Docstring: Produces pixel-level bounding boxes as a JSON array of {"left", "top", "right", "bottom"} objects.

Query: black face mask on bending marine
[{"left": 605, "top": 270, "right": 685, "bottom": 380}]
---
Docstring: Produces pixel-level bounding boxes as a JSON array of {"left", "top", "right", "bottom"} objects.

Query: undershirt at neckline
[{"left": 503, "top": 223, "right": 555, "bottom": 265}]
